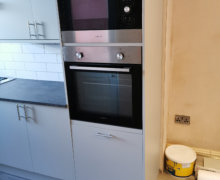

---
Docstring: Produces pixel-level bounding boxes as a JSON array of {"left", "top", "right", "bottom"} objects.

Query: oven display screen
[{"left": 71, "top": 0, "right": 109, "bottom": 30}]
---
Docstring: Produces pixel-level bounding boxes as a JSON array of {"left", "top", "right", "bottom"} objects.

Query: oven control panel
[
  {"left": 62, "top": 46, "right": 142, "bottom": 64},
  {"left": 121, "top": 0, "right": 136, "bottom": 26}
]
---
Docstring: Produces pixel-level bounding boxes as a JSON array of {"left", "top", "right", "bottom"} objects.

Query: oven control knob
[
  {"left": 116, "top": 53, "right": 124, "bottom": 60},
  {"left": 75, "top": 52, "right": 83, "bottom": 60},
  {"left": 124, "top": 6, "right": 131, "bottom": 13}
]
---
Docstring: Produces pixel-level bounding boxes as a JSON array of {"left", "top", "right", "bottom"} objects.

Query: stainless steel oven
[
  {"left": 57, "top": 0, "right": 142, "bottom": 43},
  {"left": 63, "top": 47, "right": 142, "bottom": 129}
]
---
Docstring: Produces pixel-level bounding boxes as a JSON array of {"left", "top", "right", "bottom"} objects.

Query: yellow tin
[{"left": 165, "top": 145, "right": 197, "bottom": 177}]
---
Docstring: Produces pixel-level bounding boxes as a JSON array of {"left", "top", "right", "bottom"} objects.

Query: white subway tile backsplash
[
  {"left": 0, "top": 43, "right": 22, "bottom": 53},
  {"left": 0, "top": 62, "right": 5, "bottom": 69},
  {"left": 22, "top": 44, "right": 44, "bottom": 54},
  {"left": 4, "top": 70, "right": 16, "bottom": 77},
  {"left": 34, "top": 54, "right": 57, "bottom": 63},
  {"left": 0, "top": 70, "right": 6, "bottom": 76},
  {"left": 36, "top": 72, "right": 59, "bottom": 81},
  {"left": 56, "top": 54, "right": 63, "bottom": 63},
  {"left": 5, "top": 62, "right": 25, "bottom": 70},
  {"left": 58, "top": 73, "right": 65, "bottom": 81},
  {"left": 46, "top": 63, "right": 63, "bottom": 73},
  {"left": 44, "top": 44, "right": 61, "bottom": 54},
  {"left": 13, "top": 54, "right": 34, "bottom": 62},
  {"left": 0, "top": 43, "right": 64, "bottom": 81},
  {"left": 16, "top": 71, "right": 37, "bottom": 80},
  {"left": 0, "top": 53, "right": 12, "bottom": 61},
  {"left": 25, "top": 62, "right": 47, "bottom": 71}
]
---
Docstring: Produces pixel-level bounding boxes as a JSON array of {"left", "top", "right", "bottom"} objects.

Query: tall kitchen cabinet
[
  {"left": 0, "top": 101, "right": 74, "bottom": 180},
  {"left": 143, "top": 0, "right": 164, "bottom": 179},
  {"left": 0, "top": 0, "right": 60, "bottom": 40}
]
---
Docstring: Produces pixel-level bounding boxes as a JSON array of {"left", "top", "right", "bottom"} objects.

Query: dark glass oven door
[
  {"left": 65, "top": 62, "right": 142, "bottom": 129},
  {"left": 57, "top": 0, "right": 142, "bottom": 31}
]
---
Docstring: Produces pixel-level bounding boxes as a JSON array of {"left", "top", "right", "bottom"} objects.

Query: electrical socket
[{"left": 175, "top": 115, "right": 190, "bottom": 125}]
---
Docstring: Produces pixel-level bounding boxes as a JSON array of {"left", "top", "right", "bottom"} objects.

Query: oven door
[{"left": 65, "top": 62, "right": 142, "bottom": 129}]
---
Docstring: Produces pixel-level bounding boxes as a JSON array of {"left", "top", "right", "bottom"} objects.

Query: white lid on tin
[{"left": 165, "top": 145, "right": 197, "bottom": 164}]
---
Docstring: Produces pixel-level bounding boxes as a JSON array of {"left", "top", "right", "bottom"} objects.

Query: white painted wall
[{"left": 0, "top": 43, "right": 64, "bottom": 81}]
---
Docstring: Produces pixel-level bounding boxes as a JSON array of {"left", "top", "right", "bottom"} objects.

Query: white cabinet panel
[
  {"left": 0, "top": 0, "right": 60, "bottom": 40},
  {"left": 25, "top": 104, "right": 74, "bottom": 180},
  {"left": 0, "top": 102, "right": 33, "bottom": 171},
  {"left": 0, "top": 101, "right": 74, "bottom": 180},
  {"left": 0, "top": 0, "right": 34, "bottom": 40},
  {"left": 73, "top": 123, "right": 143, "bottom": 180},
  {"left": 30, "top": 0, "right": 60, "bottom": 40}
]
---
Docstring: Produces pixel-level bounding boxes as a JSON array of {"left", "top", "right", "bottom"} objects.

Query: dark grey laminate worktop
[{"left": 0, "top": 79, "right": 67, "bottom": 107}]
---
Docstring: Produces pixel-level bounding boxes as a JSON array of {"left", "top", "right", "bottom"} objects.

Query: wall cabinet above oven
[{"left": 0, "top": 0, "right": 60, "bottom": 42}]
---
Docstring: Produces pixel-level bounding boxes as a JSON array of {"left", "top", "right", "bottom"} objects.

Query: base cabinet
[
  {"left": 0, "top": 101, "right": 74, "bottom": 180},
  {"left": 72, "top": 122, "right": 143, "bottom": 180},
  {"left": 25, "top": 104, "right": 74, "bottom": 180},
  {"left": 0, "top": 102, "right": 33, "bottom": 172}
]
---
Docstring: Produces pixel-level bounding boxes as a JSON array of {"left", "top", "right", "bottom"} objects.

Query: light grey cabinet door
[
  {"left": 73, "top": 123, "right": 143, "bottom": 180},
  {"left": 0, "top": 0, "right": 35, "bottom": 40},
  {"left": 30, "top": 0, "right": 60, "bottom": 40},
  {"left": 25, "top": 104, "right": 75, "bottom": 180},
  {"left": 0, "top": 101, "right": 33, "bottom": 171}
]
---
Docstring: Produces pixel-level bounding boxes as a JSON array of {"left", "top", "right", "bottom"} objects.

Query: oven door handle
[{"left": 69, "top": 66, "right": 130, "bottom": 73}]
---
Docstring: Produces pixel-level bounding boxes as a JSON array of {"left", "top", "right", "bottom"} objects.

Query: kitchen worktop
[{"left": 0, "top": 79, "right": 67, "bottom": 107}]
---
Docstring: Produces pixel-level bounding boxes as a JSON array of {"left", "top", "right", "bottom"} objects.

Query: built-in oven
[
  {"left": 63, "top": 47, "right": 142, "bottom": 129},
  {"left": 57, "top": 0, "right": 142, "bottom": 43}
]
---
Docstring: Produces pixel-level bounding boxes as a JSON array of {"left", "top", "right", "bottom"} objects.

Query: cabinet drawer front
[{"left": 73, "top": 124, "right": 143, "bottom": 180}]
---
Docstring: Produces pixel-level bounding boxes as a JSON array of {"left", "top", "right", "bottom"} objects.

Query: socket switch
[{"left": 175, "top": 115, "right": 190, "bottom": 125}]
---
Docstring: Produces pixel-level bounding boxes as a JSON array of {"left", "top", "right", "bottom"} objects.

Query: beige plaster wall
[
  {"left": 160, "top": 0, "right": 173, "bottom": 171},
  {"left": 167, "top": 0, "right": 220, "bottom": 151}
]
